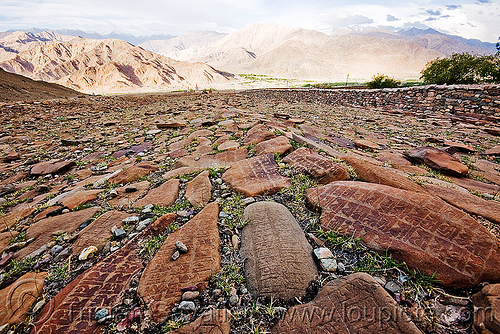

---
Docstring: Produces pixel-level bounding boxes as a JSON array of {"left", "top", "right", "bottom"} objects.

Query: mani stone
[
  {"left": 243, "top": 124, "right": 276, "bottom": 146},
  {"left": 108, "top": 161, "right": 158, "bottom": 185},
  {"left": 282, "top": 147, "right": 349, "bottom": 184},
  {"left": 241, "top": 202, "right": 317, "bottom": 299},
  {"left": 272, "top": 273, "right": 422, "bottom": 334},
  {"left": 34, "top": 214, "right": 177, "bottom": 334},
  {"left": 255, "top": 136, "right": 293, "bottom": 156},
  {"left": 222, "top": 154, "right": 291, "bottom": 197},
  {"left": 404, "top": 146, "right": 468, "bottom": 175},
  {"left": 133, "top": 178, "right": 179, "bottom": 208},
  {"left": 185, "top": 170, "right": 212, "bottom": 207},
  {"left": 137, "top": 202, "right": 221, "bottom": 323},
  {"left": 471, "top": 283, "right": 500, "bottom": 334},
  {"left": 306, "top": 181, "right": 500, "bottom": 288},
  {"left": 0, "top": 271, "right": 47, "bottom": 326},
  {"left": 172, "top": 309, "right": 231, "bottom": 334},
  {"left": 30, "top": 159, "right": 75, "bottom": 175}
]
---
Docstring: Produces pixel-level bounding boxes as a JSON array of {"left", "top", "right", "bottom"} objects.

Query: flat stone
[
  {"left": 0, "top": 231, "right": 18, "bottom": 253},
  {"left": 222, "top": 154, "right": 291, "bottom": 197},
  {"left": 306, "top": 181, "right": 500, "bottom": 288},
  {"left": 354, "top": 139, "right": 381, "bottom": 150},
  {"left": 163, "top": 167, "right": 204, "bottom": 180},
  {"left": 157, "top": 120, "right": 187, "bottom": 128},
  {"left": 326, "top": 136, "right": 355, "bottom": 148},
  {"left": 138, "top": 202, "right": 221, "bottom": 323},
  {"left": 484, "top": 145, "right": 500, "bottom": 155},
  {"left": 243, "top": 124, "right": 276, "bottom": 146},
  {"left": 282, "top": 147, "right": 349, "bottom": 184},
  {"left": 78, "top": 245, "right": 98, "bottom": 260},
  {"left": 72, "top": 211, "right": 131, "bottom": 255},
  {"left": 272, "top": 273, "right": 421, "bottom": 334},
  {"left": 59, "top": 189, "right": 102, "bottom": 210},
  {"left": 34, "top": 214, "right": 176, "bottom": 333},
  {"left": 448, "top": 175, "right": 500, "bottom": 196},
  {"left": 471, "top": 283, "right": 500, "bottom": 334},
  {"left": 443, "top": 140, "right": 475, "bottom": 153},
  {"left": 171, "top": 309, "right": 231, "bottom": 334},
  {"left": 108, "top": 161, "right": 158, "bottom": 185},
  {"left": 343, "top": 155, "right": 425, "bottom": 193},
  {"left": 217, "top": 140, "right": 240, "bottom": 151},
  {"left": 420, "top": 177, "right": 500, "bottom": 224},
  {"left": 405, "top": 146, "right": 468, "bottom": 175},
  {"left": 0, "top": 272, "right": 47, "bottom": 326},
  {"left": 133, "top": 178, "right": 179, "bottom": 208},
  {"left": 0, "top": 207, "right": 36, "bottom": 231},
  {"left": 185, "top": 171, "right": 212, "bottom": 207},
  {"left": 241, "top": 202, "right": 318, "bottom": 299},
  {"left": 30, "top": 159, "right": 75, "bottom": 175},
  {"left": 473, "top": 160, "right": 500, "bottom": 186},
  {"left": 108, "top": 181, "right": 150, "bottom": 207},
  {"left": 0, "top": 151, "right": 20, "bottom": 163},
  {"left": 255, "top": 136, "right": 293, "bottom": 156},
  {"left": 485, "top": 127, "right": 500, "bottom": 136},
  {"left": 174, "top": 148, "right": 248, "bottom": 169}
]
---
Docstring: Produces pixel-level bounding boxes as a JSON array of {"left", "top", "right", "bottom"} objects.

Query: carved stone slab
[
  {"left": 471, "top": 283, "right": 500, "bottom": 334},
  {"left": 241, "top": 202, "right": 317, "bottom": 299},
  {"left": 137, "top": 202, "right": 221, "bottom": 323},
  {"left": 243, "top": 124, "right": 275, "bottom": 146},
  {"left": 222, "top": 154, "right": 291, "bottom": 197},
  {"left": 0, "top": 272, "right": 47, "bottom": 326},
  {"left": 172, "top": 309, "right": 231, "bottom": 334},
  {"left": 255, "top": 136, "right": 293, "bottom": 156},
  {"left": 133, "top": 178, "right": 179, "bottom": 208},
  {"left": 282, "top": 147, "right": 349, "bottom": 184},
  {"left": 30, "top": 160, "right": 75, "bottom": 175},
  {"left": 72, "top": 210, "right": 131, "bottom": 255},
  {"left": 185, "top": 171, "right": 212, "bottom": 207},
  {"left": 15, "top": 207, "right": 101, "bottom": 260},
  {"left": 34, "top": 214, "right": 176, "bottom": 334},
  {"left": 272, "top": 273, "right": 422, "bottom": 334},
  {"left": 108, "top": 161, "right": 158, "bottom": 185},
  {"left": 306, "top": 181, "right": 500, "bottom": 288},
  {"left": 0, "top": 207, "right": 35, "bottom": 231},
  {"left": 174, "top": 148, "right": 248, "bottom": 169},
  {"left": 405, "top": 146, "right": 468, "bottom": 175}
]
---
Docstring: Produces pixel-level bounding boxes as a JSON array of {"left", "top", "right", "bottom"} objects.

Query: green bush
[
  {"left": 366, "top": 74, "right": 401, "bottom": 89},
  {"left": 420, "top": 53, "right": 500, "bottom": 85}
]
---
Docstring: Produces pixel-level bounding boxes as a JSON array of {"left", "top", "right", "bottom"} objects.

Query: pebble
[
  {"left": 181, "top": 285, "right": 199, "bottom": 292},
  {"left": 109, "top": 189, "right": 118, "bottom": 198},
  {"left": 337, "top": 262, "right": 345, "bottom": 273},
  {"left": 50, "top": 245, "right": 64, "bottom": 256},
  {"left": 219, "top": 211, "right": 230, "bottom": 218},
  {"left": 213, "top": 289, "right": 222, "bottom": 298},
  {"left": 32, "top": 300, "right": 46, "bottom": 314},
  {"left": 242, "top": 197, "right": 255, "bottom": 205},
  {"left": 122, "top": 216, "right": 140, "bottom": 224},
  {"left": 94, "top": 308, "right": 109, "bottom": 320},
  {"left": 171, "top": 250, "right": 180, "bottom": 261},
  {"left": 114, "top": 228, "right": 127, "bottom": 238},
  {"left": 231, "top": 235, "right": 239, "bottom": 250},
  {"left": 175, "top": 241, "right": 188, "bottom": 253},
  {"left": 141, "top": 204, "right": 154, "bottom": 214},
  {"left": 62, "top": 209, "right": 70, "bottom": 214},
  {"left": 178, "top": 301, "right": 196, "bottom": 313},
  {"left": 221, "top": 192, "right": 231, "bottom": 198},
  {"left": 182, "top": 291, "right": 200, "bottom": 301},
  {"left": 79, "top": 246, "right": 98, "bottom": 261},
  {"left": 229, "top": 295, "right": 239, "bottom": 306},
  {"left": 125, "top": 185, "right": 137, "bottom": 193},
  {"left": 176, "top": 210, "right": 188, "bottom": 217},
  {"left": 214, "top": 178, "right": 223, "bottom": 185},
  {"left": 385, "top": 281, "right": 402, "bottom": 294},
  {"left": 314, "top": 247, "right": 337, "bottom": 272}
]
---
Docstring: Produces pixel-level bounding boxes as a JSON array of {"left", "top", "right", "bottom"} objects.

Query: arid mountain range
[{"left": 0, "top": 24, "right": 496, "bottom": 93}]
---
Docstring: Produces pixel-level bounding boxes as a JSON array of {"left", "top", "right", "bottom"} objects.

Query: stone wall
[{"left": 245, "top": 85, "right": 500, "bottom": 117}]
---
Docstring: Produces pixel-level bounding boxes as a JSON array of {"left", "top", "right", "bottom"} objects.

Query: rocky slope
[
  {"left": 0, "top": 34, "right": 234, "bottom": 93},
  {"left": 0, "top": 87, "right": 498, "bottom": 333},
  {"left": 139, "top": 23, "right": 495, "bottom": 81},
  {"left": 0, "top": 68, "right": 82, "bottom": 102}
]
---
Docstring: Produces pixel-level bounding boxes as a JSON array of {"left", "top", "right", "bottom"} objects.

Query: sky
[{"left": 0, "top": 0, "right": 499, "bottom": 42}]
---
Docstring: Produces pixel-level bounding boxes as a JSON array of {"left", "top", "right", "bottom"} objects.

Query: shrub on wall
[{"left": 366, "top": 74, "right": 401, "bottom": 89}]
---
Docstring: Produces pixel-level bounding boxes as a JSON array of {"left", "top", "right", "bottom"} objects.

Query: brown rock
[
  {"left": 443, "top": 140, "right": 475, "bottom": 153},
  {"left": 473, "top": 160, "right": 500, "bottom": 186},
  {"left": 138, "top": 202, "right": 221, "bottom": 323},
  {"left": 343, "top": 155, "right": 425, "bottom": 193},
  {"left": 157, "top": 119, "right": 187, "bottom": 128},
  {"left": 0, "top": 231, "right": 18, "bottom": 253},
  {"left": 484, "top": 145, "right": 500, "bottom": 155},
  {"left": 172, "top": 309, "right": 231, "bottom": 334},
  {"left": 299, "top": 123, "right": 324, "bottom": 140},
  {"left": 272, "top": 273, "right": 421, "bottom": 334},
  {"left": 188, "top": 129, "right": 214, "bottom": 139},
  {"left": 185, "top": 171, "right": 212, "bottom": 207},
  {"left": 243, "top": 124, "right": 275, "bottom": 146},
  {"left": 133, "top": 178, "right": 179, "bottom": 208},
  {"left": 471, "top": 283, "right": 500, "bottom": 334},
  {"left": 306, "top": 181, "right": 500, "bottom": 288},
  {"left": 169, "top": 138, "right": 193, "bottom": 152},
  {"left": 0, "top": 151, "right": 20, "bottom": 163},
  {"left": 485, "top": 127, "right": 500, "bottom": 136},
  {"left": 108, "top": 181, "right": 150, "bottom": 207},
  {"left": 241, "top": 202, "right": 317, "bottom": 299},
  {"left": 163, "top": 167, "right": 204, "bottom": 180},
  {"left": 282, "top": 147, "right": 349, "bottom": 184},
  {"left": 217, "top": 140, "right": 240, "bottom": 151},
  {"left": 14, "top": 207, "right": 101, "bottom": 259},
  {"left": 0, "top": 207, "right": 36, "bottom": 231},
  {"left": 34, "top": 215, "right": 175, "bottom": 334},
  {"left": 169, "top": 148, "right": 188, "bottom": 159},
  {"left": 174, "top": 148, "right": 248, "bottom": 169},
  {"left": 59, "top": 189, "right": 102, "bottom": 210},
  {"left": 30, "top": 159, "right": 75, "bottom": 175},
  {"left": 72, "top": 210, "right": 131, "bottom": 255},
  {"left": 222, "top": 154, "right": 291, "bottom": 197},
  {"left": 448, "top": 176, "right": 500, "bottom": 196},
  {"left": 255, "top": 136, "right": 293, "bottom": 156},
  {"left": 108, "top": 161, "right": 158, "bottom": 185},
  {"left": 0, "top": 272, "right": 47, "bottom": 326},
  {"left": 405, "top": 146, "right": 468, "bottom": 175},
  {"left": 354, "top": 139, "right": 381, "bottom": 151}
]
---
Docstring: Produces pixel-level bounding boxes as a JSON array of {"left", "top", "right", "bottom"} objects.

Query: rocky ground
[{"left": 0, "top": 89, "right": 499, "bottom": 334}]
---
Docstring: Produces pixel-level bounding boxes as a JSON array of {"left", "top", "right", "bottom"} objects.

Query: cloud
[
  {"left": 426, "top": 9, "right": 441, "bottom": 15},
  {"left": 476, "top": 0, "right": 492, "bottom": 3},
  {"left": 446, "top": 5, "right": 462, "bottom": 10},
  {"left": 386, "top": 14, "right": 399, "bottom": 21}
]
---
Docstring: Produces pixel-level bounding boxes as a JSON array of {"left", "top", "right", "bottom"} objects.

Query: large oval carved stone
[
  {"left": 306, "top": 181, "right": 500, "bottom": 288},
  {"left": 241, "top": 201, "right": 317, "bottom": 299}
]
